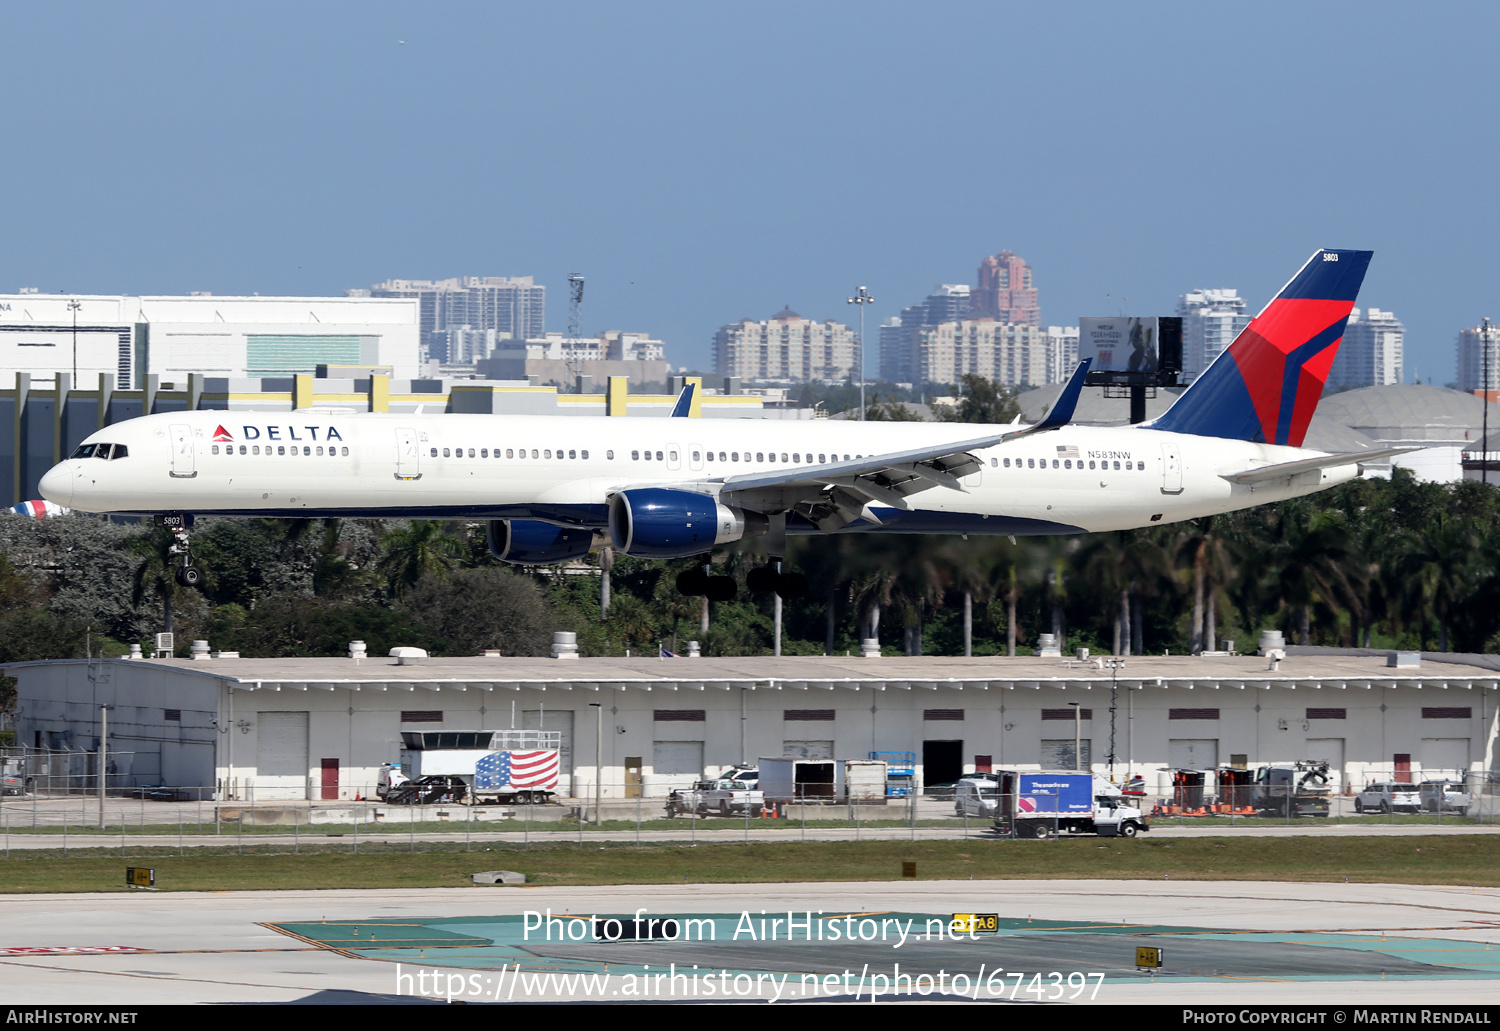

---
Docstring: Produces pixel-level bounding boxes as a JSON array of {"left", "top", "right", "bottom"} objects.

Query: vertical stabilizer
[{"left": 1149, "top": 249, "right": 1372, "bottom": 445}]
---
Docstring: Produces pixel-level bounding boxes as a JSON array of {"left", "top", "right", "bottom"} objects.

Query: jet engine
[
  {"left": 608, "top": 488, "right": 766, "bottom": 558},
  {"left": 487, "top": 519, "right": 593, "bottom": 565}
]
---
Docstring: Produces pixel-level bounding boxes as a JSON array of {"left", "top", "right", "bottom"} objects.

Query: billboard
[
  {"left": 1080, "top": 317, "right": 1159, "bottom": 375},
  {"left": 1080, "top": 317, "right": 1182, "bottom": 380}
]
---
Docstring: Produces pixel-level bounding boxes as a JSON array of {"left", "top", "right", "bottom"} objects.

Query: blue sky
[{"left": 2, "top": 2, "right": 1495, "bottom": 381}]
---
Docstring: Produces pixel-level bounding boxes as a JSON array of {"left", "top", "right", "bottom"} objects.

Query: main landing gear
[
  {"left": 674, "top": 560, "right": 808, "bottom": 601},
  {"left": 155, "top": 513, "right": 202, "bottom": 588},
  {"left": 673, "top": 513, "right": 806, "bottom": 601}
]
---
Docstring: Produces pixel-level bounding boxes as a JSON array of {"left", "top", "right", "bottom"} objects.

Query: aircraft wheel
[
  {"left": 745, "top": 566, "right": 779, "bottom": 593},
  {"left": 675, "top": 569, "right": 709, "bottom": 596},
  {"left": 705, "top": 576, "right": 737, "bottom": 603},
  {"left": 775, "top": 572, "right": 808, "bottom": 600},
  {"left": 176, "top": 565, "right": 202, "bottom": 588}
]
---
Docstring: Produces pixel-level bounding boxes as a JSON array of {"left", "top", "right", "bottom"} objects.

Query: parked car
[
  {"left": 1419, "top": 780, "right": 1472, "bottom": 816},
  {"left": 1354, "top": 782, "right": 1420, "bottom": 814}
]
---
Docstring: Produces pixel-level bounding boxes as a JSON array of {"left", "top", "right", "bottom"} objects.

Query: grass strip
[{"left": 0, "top": 835, "right": 1493, "bottom": 893}]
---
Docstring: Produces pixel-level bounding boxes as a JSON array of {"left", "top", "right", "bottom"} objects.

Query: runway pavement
[{"left": 3, "top": 880, "right": 1500, "bottom": 1005}]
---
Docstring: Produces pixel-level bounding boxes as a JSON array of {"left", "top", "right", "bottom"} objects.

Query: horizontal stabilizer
[{"left": 1220, "top": 447, "right": 1418, "bottom": 485}]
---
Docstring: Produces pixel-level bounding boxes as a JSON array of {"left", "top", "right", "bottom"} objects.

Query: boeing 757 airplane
[{"left": 38, "top": 248, "right": 1406, "bottom": 600}]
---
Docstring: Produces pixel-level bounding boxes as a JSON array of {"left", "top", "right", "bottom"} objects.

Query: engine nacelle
[
  {"left": 608, "top": 488, "right": 764, "bottom": 558},
  {"left": 487, "top": 519, "right": 593, "bottom": 565}
]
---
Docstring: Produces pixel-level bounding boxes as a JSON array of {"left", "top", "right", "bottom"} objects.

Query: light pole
[
  {"left": 1068, "top": 701, "right": 1082, "bottom": 774},
  {"left": 1483, "top": 318, "right": 1492, "bottom": 487},
  {"left": 67, "top": 299, "right": 81, "bottom": 383},
  {"left": 847, "top": 286, "right": 873, "bottom": 421},
  {"left": 589, "top": 702, "right": 602, "bottom": 826}
]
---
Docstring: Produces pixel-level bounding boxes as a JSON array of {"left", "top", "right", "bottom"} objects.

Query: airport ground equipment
[
  {"left": 870, "top": 751, "right": 917, "bottom": 797},
  {"left": 990, "top": 771, "right": 1149, "bottom": 839},
  {"left": 758, "top": 757, "right": 890, "bottom": 805},
  {"left": 393, "top": 729, "right": 560, "bottom": 805},
  {"left": 1253, "top": 760, "right": 1332, "bottom": 817},
  {"left": 0, "top": 756, "right": 25, "bottom": 795}
]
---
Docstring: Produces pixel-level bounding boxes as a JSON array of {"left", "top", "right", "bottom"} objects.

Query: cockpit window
[
  {"left": 70, "top": 444, "right": 96, "bottom": 459},
  {"left": 111, "top": 445, "right": 127, "bottom": 459}
]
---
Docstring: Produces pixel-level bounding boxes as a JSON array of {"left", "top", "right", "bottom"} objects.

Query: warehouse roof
[{"left": 10, "top": 651, "right": 1499, "bottom": 692}]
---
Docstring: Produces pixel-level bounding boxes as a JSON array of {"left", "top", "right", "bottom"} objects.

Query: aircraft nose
[{"left": 38, "top": 463, "right": 73, "bottom": 507}]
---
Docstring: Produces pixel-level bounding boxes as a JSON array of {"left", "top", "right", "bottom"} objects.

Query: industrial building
[
  {"left": 7, "top": 649, "right": 1495, "bottom": 803},
  {"left": 0, "top": 291, "right": 422, "bottom": 387}
]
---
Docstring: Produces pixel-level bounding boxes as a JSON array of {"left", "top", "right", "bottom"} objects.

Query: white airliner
[{"left": 38, "top": 249, "right": 1406, "bottom": 598}]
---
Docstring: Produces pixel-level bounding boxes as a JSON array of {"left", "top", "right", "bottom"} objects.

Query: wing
[
  {"left": 635, "top": 363, "right": 1093, "bottom": 532},
  {"left": 717, "top": 433, "right": 996, "bottom": 528}
]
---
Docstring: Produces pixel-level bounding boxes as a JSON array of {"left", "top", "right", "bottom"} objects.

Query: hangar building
[{"left": 7, "top": 650, "right": 1496, "bottom": 803}]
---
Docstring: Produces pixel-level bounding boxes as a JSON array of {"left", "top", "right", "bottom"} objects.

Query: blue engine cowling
[
  {"left": 487, "top": 520, "right": 593, "bottom": 565},
  {"left": 608, "top": 488, "right": 762, "bottom": 558}
]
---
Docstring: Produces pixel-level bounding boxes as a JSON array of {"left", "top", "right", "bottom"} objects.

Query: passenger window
[
  {"left": 341, "top": 447, "right": 348, "bottom": 456},
  {"left": 530, "top": 449, "right": 538, "bottom": 459},
  {"left": 692, "top": 451, "right": 700, "bottom": 463},
  {"left": 581, "top": 449, "right": 589, "bottom": 459},
  {"left": 253, "top": 446, "right": 260, "bottom": 455},
  {"left": 606, "top": 450, "right": 613, "bottom": 460},
  {"left": 443, "top": 448, "right": 450, "bottom": 457},
  {"left": 278, "top": 446, "right": 286, "bottom": 456},
  {"left": 304, "top": 446, "right": 311, "bottom": 456},
  {"left": 430, "top": 448, "right": 438, "bottom": 457},
  {"left": 481, "top": 449, "right": 488, "bottom": 458},
  {"left": 506, "top": 449, "right": 514, "bottom": 458},
  {"left": 1052, "top": 459, "right": 1059, "bottom": 468},
  {"left": 1027, "top": 458, "right": 1034, "bottom": 468},
  {"left": 793, "top": 453, "right": 800, "bottom": 463},
  {"left": 211, "top": 445, "right": 219, "bottom": 455},
  {"left": 990, "top": 458, "right": 997, "bottom": 467},
  {"left": 569, "top": 449, "right": 577, "bottom": 459}
]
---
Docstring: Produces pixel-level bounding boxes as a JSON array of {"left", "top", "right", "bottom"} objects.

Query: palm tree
[
  {"left": 378, "top": 520, "right": 463, "bottom": 597},
  {"left": 128, "top": 527, "right": 186, "bottom": 635}
]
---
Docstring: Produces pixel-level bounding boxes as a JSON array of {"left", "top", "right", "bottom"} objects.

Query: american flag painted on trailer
[{"left": 474, "top": 750, "right": 560, "bottom": 791}]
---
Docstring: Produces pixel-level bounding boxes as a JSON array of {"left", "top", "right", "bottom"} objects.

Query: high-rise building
[
  {"left": 971, "top": 251, "right": 1039, "bottom": 326},
  {"left": 1458, "top": 324, "right": 1500, "bottom": 395},
  {"left": 915, "top": 320, "right": 1049, "bottom": 387},
  {"left": 1045, "top": 325, "right": 1080, "bottom": 384},
  {"left": 714, "top": 307, "right": 857, "bottom": 382},
  {"left": 1176, "top": 289, "right": 1251, "bottom": 381},
  {"left": 1330, "top": 308, "right": 1404, "bottom": 389},
  {"left": 367, "top": 276, "right": 546, "bottom": 362},
  {"left": 879, "top": 284, "right": 970, "bottom": 382}
]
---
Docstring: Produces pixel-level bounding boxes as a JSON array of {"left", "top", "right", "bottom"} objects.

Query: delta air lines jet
[{"left": 38, "top": 249, "right": 1406, "bottom": 599}]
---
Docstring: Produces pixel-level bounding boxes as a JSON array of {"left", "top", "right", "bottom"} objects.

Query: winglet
[
  {"left": 670, "top": 381, "right": 697, "bottom": 418},
  {"left": 1001, "top": 358, "right": 1090, "bottom": 441},
  {"left": 1035, "top": 358, "right": 1091, "bottom": 431}
]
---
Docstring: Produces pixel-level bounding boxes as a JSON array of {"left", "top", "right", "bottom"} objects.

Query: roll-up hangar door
[{"left": 255, "top": 712, "right": 309, "bottom": 800}]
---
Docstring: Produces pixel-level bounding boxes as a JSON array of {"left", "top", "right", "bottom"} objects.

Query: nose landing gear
[{"left": 155, "top": 514, "right": 202, "bottom": 588}]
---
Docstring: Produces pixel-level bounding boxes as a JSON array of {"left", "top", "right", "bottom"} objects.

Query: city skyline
[{"left": 0, "top": 4, "right": 1494, "bottom": 384}]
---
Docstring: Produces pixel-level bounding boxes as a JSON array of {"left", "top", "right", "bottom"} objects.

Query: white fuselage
[{"left": 38, "top": 409, "right": 1355, "bottom": 536}]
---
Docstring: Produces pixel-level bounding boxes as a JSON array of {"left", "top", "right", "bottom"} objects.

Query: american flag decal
[
  {"left": 474, "top": 750, "right": 560, "bottom": 791},
  {"left": 1057, "top": 445, "right": 1080, "bottom": 460}
]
